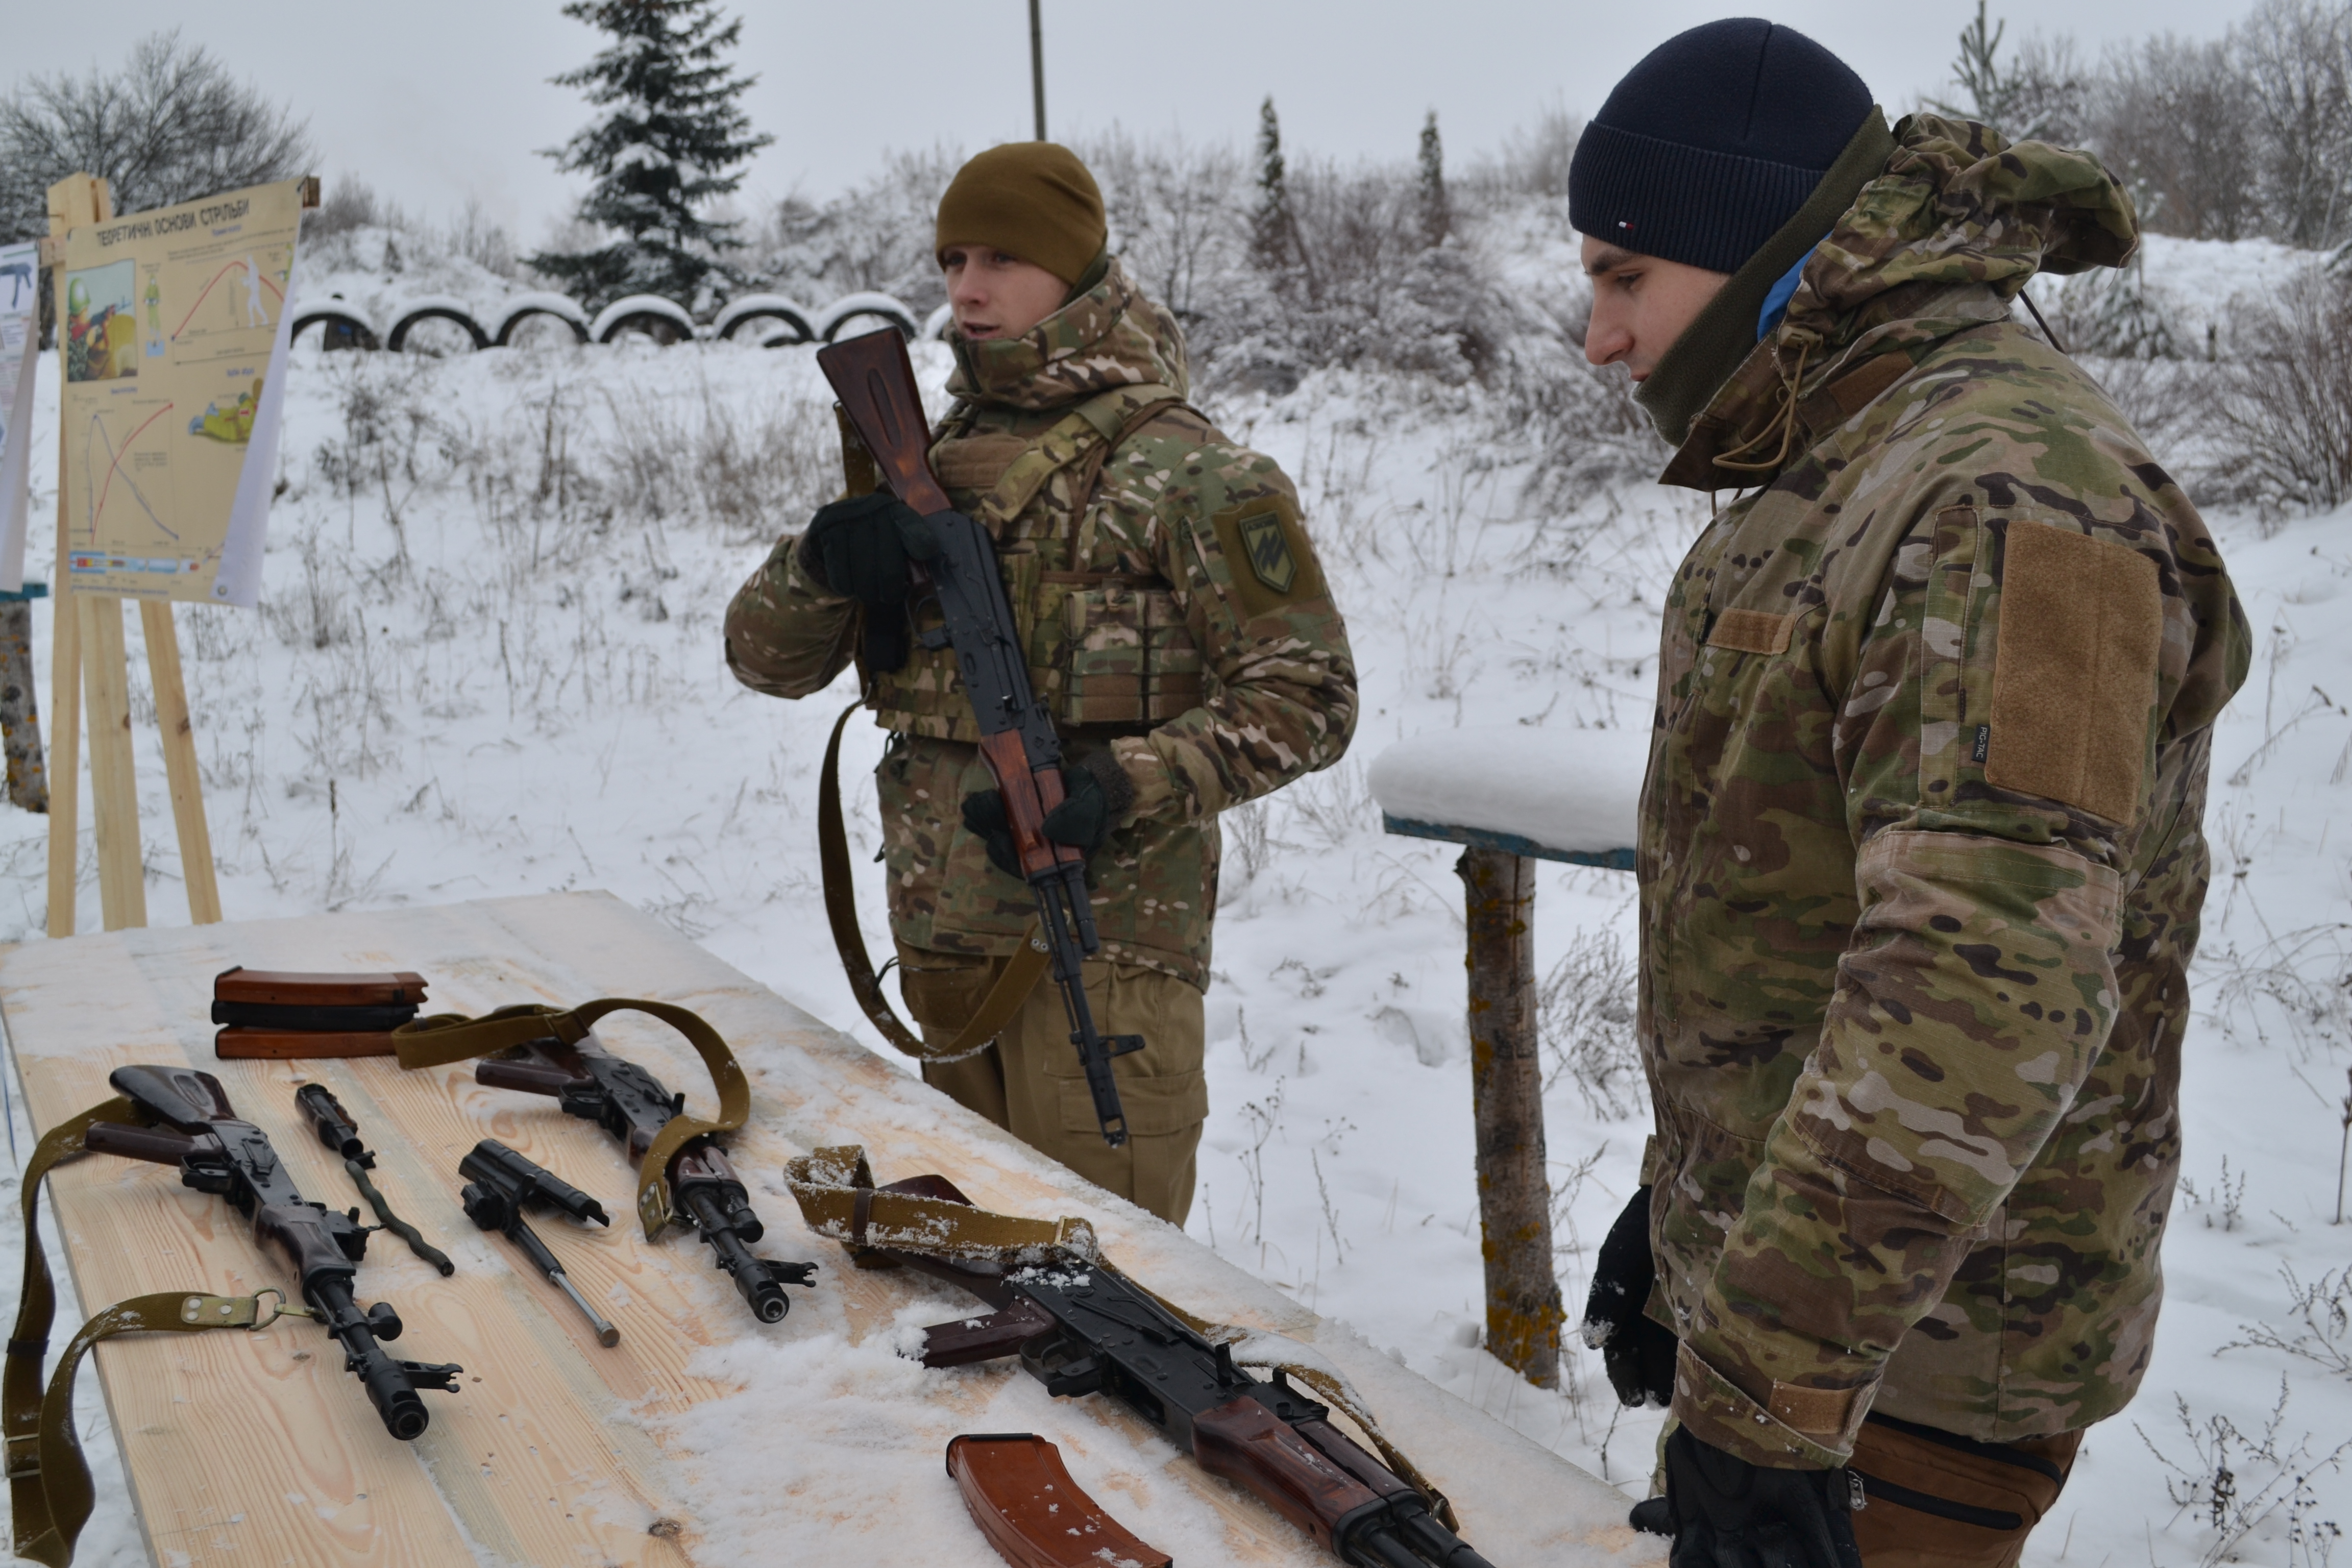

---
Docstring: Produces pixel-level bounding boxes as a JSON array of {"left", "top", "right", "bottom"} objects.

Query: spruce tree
[
  {"left": 529, "top": 0, "right": 772, "bottom": 310},
  {"left": 1417, "top": 110, "right": 1451, "bottom": 248},
  {"left": 1250, "top": 96, "right": 1293, "bottom": 271}
]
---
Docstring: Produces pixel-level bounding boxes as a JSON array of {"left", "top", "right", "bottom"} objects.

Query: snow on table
[
  {"left": 1368, "top": 725, "right": 1649, "bottom": 866},
  {"left": 0, "top": 891, "right": 1655, "bottom": 1567}
]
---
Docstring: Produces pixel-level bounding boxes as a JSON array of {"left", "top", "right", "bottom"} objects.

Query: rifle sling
[
  {"left": 820, "top": 698, "right": 1051, "bottom": 1064},
  {"left": 391, "top": 997, "right": 750, "bottom": 1239},
  {"left": 780, "top": 1145, "right": 1463, "bottom": 1535},
  {"left": 5, "top": 1096, "right": 299, "bottom": 1567}
]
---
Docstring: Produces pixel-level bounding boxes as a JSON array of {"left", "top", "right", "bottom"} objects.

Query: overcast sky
[{"left": 13, "top": 0, "right": 2259, "bottom": 244}]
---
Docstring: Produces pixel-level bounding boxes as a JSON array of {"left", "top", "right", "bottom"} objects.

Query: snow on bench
[{"left": 1368, "top": 724, "right": 1648, "bottom": 868}]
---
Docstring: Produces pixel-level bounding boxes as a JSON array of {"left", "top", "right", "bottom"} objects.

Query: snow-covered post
[{"left": 1369, "top": 726, "right": 1646, "bottom": 1389}]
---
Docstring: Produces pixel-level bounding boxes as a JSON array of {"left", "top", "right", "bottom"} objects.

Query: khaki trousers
[
  {"left": 896, "top": 942, "right": 1206, "bottom": 1227},
  {"left": 1849, "top": 1415, "right": 2082, "bottom": 1568}
]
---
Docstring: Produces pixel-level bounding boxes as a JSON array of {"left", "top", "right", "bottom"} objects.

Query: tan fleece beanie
[{"left": 934, "top": 142, "right": 1107, "bottom": 285}]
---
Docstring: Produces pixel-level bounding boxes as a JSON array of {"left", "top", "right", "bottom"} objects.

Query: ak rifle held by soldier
[
  {"left": 872, "top": 1172, "right": 1496, "bottom": 1568},
  {"left": 84, "top": 1066, "right": 462, "bottom": 1440},
  {"left": 473, "top": 1034, "right": 817, "bottom": 1322},
  {"left": 816, "top": 326, "right": 1143, "bottom": 1147}
]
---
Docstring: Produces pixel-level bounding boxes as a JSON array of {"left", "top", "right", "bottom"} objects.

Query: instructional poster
[
  {"left": 57, "top": 178, "right": 301, "bottom": 606},
  {"left": 0, "top": 239, "right": 37, "bottom": 591}
]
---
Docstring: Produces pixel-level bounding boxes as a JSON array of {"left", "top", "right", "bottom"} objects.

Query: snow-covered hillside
[{"left": 3, "top": 234, "right": 2347, "bottom": 1565}]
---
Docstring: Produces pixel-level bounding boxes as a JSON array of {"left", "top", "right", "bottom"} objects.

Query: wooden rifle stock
[{"left": 817, "top": 329, "right": 951, "bottom": 515}]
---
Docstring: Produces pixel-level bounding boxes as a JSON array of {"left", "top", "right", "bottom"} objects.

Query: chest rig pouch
[{"left": 862, "top": 383, "right": 1202, "bottom": 739}]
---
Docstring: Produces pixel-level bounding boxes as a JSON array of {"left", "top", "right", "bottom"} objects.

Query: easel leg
[
  {"left": 139, "top": 600, "right": 220, "bottom": 923},
  {"left": 43, "top": 590, "right": 81, "bottom": 937},
  {"left": 80, "top": 595, "right": 145, "bottom": 932}
]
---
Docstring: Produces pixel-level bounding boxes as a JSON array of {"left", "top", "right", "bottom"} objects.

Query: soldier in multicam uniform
[
  {"left": 1564, "top": 20, "right": 2249, "bottom": 1568},
  {"left": 725, "top": 143, "right": 1356, "bottom": 1227}
]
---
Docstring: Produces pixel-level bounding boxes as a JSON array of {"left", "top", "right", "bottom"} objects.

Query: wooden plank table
[{"left": 1, "top": 892, "right": 1658, "bottom": 1566}]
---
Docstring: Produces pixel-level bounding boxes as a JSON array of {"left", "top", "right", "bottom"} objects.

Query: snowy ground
[{"left": 2, "top": 288, "right": 2348, "bottom": 1565}]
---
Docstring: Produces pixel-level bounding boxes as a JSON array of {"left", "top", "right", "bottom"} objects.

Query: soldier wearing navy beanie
[
  {"left": 1571, "top": 17, "right": 2246, "bottom": 1568},
  {"left": 1569, "top": 19, "right": 1892, "bottom": 443}
]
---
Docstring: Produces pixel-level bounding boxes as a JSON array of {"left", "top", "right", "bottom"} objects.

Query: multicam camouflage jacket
[
  {"left": 1637, "top": 116, "right": 2251, "bottom": 1466},
  {"left": 725, "top": 258, "right": 1357, "bottom": 986}
]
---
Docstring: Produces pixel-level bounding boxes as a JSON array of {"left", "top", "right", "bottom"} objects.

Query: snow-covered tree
[
  {"left": 1249, "top": 97, "right": 1294, "bottom": 273},
  {"left": 529, "top": 0, "right": 772, "bottom": 310},
  {"left": 1417, "top": 110, "right": 1451, "bottom": 249}
]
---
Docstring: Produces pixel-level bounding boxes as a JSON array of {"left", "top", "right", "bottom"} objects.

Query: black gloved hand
[
  {"left": 1637, "top": 1426, "right": 1864, "bottom": 1568},
  {"left": 961, "top": 751, "right": 1138, "bottom": 879},
  {"left": 799, "top": 492, "right": 927, "bottom": 672},
  {"left": 799, "top": 492, "right": 924, "bottom": 606},
  {"left": 1582, "top": 1185, "right": 1678, "bottom": 1408}
]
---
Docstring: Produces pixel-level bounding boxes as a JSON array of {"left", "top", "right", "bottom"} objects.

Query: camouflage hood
[
  {"left": 1665, "top": 114, "right": 2140, "bottom": 488},
  {"left": 946, "top": 255, "right": 1191, "bottom": 412}
]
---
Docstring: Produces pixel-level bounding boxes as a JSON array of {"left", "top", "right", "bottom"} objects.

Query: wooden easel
[{"left": 43, "top": 174, "right": 222, "bottom": 935}]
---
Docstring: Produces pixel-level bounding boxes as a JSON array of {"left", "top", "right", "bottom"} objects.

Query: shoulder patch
[
  {"left": 1210, "top": 494, "right": 1326, "bottom": 620},
  {"left": 1238, "top": 509, "right": 1297, "bottom": 593},
  {"left": 1984, "top": 517, "right": 2162, "bottom": 823}
]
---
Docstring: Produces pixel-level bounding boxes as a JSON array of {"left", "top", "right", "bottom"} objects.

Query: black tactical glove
[
  {"left": 1582, "top": 1185, "right": 1678, "bottom": 1409},
  {"left": 962, "top": 751, "right": 1138, "bottom": 879},
  {"left": 1632, "top": 1426, "right": 1864, "bottom": 1568},
  {"left": 800, "top": 492, "right": 923, "bottom": 604},
  {"left": 798, "top": 492, "right": 926, "bottom": 671}
]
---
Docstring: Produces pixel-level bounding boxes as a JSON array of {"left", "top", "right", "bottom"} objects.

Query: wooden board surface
[{"left": 1, "top": 892, "right": 1657, "bottom": 1566}]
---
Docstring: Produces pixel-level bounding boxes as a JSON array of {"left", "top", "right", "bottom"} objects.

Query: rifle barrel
[{"left": 312, "top": 1275, "right": 429, "bottom": 1441}]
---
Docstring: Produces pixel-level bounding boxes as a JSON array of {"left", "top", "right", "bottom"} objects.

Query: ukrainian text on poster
[{"left": 57, "top": 179, "right": 301, "bottom": 605}]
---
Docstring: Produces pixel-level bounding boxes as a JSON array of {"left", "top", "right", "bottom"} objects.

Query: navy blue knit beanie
[{"left": 1569, "top": 19, "right": 1873, "bottom": 274}]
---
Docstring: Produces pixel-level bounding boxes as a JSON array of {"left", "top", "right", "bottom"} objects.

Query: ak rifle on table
[
  {"left": 816, "top": 328, "right": 1143, "bottom": 1147},
  {"left": 474, "top": 1035, "right": 816, "bottom": 1323},
  {"left": 85, "top": 1067, "right": 461, "bottom": 1440},
  {"left": 876, "top": 1174, "right": 1497, "bottom": 1568}
]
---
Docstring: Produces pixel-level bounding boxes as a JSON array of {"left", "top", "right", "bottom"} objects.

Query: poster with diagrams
[
  {"left": 0, "top": 239, "right": 39, "bottom": 590},
  {"left": 57, "top": 178, "right": 302, "bottom": 605}
]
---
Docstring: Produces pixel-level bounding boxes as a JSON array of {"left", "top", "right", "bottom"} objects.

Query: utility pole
[{"left": 1028, "top": 0, "right": 1047, "bottom": 140}]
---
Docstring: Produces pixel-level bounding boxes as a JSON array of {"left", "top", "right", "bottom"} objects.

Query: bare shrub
[
  {"left": 0, "top": 31, "right": 312, "bottom": 243},
  {"left": 2137, "top": 1382, "right": 2351, "bottom": 1566},
  {"left": 2237, "top": 0, "right": 2352, "bottom": 250},
  {"left": 1929, "top": 0, "right": 2352, "bottom": 249},
  {"left": 1462, "top": 101, "right": 1583, "bottom": 202},
  {"left": 2092, "top": 34, "right": 2262, "bottom": 241},
  {"left": 2078, "top": 355, "right": 2208, "bottom": 452},
  {"left": 1076, "top": 129, "right": 1247, "bottom": 325},
  {"left": 1506, "top": 285, "right": 1668, "bottom": 507},
  {"left": 306, "top": 175, "right": 404, "bottom": 241},
  {"left": 752, "top": 145, "right": 962, "bottom": 316},
  {"left": 598, "top": 382, "right": 832, "bottom": 545},
  {"left": 2225, "top": 1264, "right": 2352, "bottom": 1378},
  {"left": 1539, "top": 926, "right": 1641, "bottom": 1118},
  {"left": 2213, "top": 265, "right": 2352, "bottom": 513}
]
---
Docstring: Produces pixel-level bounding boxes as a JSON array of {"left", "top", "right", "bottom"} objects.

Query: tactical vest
[{"left": 866, "top": 382, "right": 1209, "bottom": 742}]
